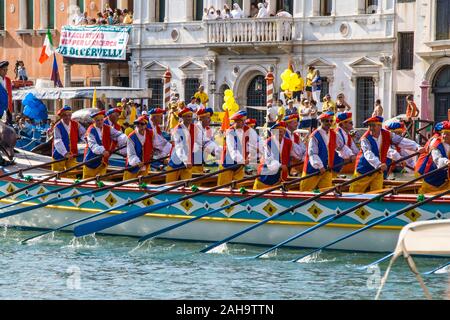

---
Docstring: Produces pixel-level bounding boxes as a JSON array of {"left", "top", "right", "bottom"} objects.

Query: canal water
[{"left": 0, "top": 226, "right": 448, "bottom": 300}]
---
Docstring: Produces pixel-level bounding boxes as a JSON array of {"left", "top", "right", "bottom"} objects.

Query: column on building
[
  {"left": 243, "top": 0, "right": 251, "bottom": 18},
  {"left": 19, "top": 0, "right": 27, "bottom": 29},
  {"left": 331, "top": 0, "right": 337, "bottom": 16},
  {"left": 148, "top": 1, "right": 156, "bottom": 22},
  {"left": 293, "top": 0, "right": 305, "bottom": 17},
  {"left": 64, "top": 63, "right": 72, "bottom": 87},
  {"left": 117, "top": 0, "right": 128, "bottom": 10},
  {"left": 311, "top": 0, "right": 320, "bottom": 16},
  {"left": 40, "top": 0, "right": 49, "bottom": 30},
  {"left": 186, "top": 0, "right": 194, "bottom": 21},
  {"left": 164, "top": 0, "right": 169, "bottom": 22},
  {"left": 100, "top": 63, "right": 110, "bottom": 86}
]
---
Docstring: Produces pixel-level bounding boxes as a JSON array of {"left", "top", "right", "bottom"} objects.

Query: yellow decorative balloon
[{"left": 224, "top": 89, "right": 233, "bottom": 97}]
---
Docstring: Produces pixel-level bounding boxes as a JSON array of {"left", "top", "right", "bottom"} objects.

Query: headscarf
[{"left": 231, "top": 3, "right": 244, "bottom": 19}]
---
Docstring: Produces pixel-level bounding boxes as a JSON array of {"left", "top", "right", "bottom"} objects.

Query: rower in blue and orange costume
[
  {"left": 253, "top": 121, "right": 295, "bottom": 189},
  {"left": 384, "top": 121, "right": 419, "bottom": 173},
  {"left": 415, "top": 121, "right": 450, "bottom": 194},
  {"left": 349, "top": 116, "right": 425, "bottom": 193},
  {"left": 283, "top": 114, "right": 306, "bottom": 175},
  {"left": 104, "top": 107, "right": 123, "bottom": 131},
  {"left": 83, "top": 110, "right": 127, "bottom": 179},
  {"left": 300, "top": 111, "right": 354, "bottom": 191},
  {"left": 52, "top": 105, "right": 86, "bottom": 175},
  {"left": 123, "top": 115, "right": 154, "bottom": 181}
]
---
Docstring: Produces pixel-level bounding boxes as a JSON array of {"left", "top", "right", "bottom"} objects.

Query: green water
[{"left": 0, "top": 226, "right": 448, "bottom": 300}]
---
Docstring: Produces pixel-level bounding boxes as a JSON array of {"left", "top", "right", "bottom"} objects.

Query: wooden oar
[
  {"left": 200, "top": 152, "right": 422, "bottom": 254},
  {"left": 0, "top": 156, "right": 169, "bottom": 212},
  {"left": 250, "top": 164, "right": 447, "bottom": 259},
  {"left": 423, "top": 261, "right": 450, "bottom": 275},
  {"left": 73, "top": 164, "right": 242, "bottom": 237},
  {"left": 137, "top": 164, "right": 334, "bottom": 243},
  {"left": 19, "top": 167, "right": 182, "bottom": 244},
  {"left": 291, "top": 188, "right": 450, "bottom": 263},
  {"left": 0, "top": 157, "right": 68, "bottom": 179},
  {"left": 0, "top": 146, "right": 126, "bottom": 202}
]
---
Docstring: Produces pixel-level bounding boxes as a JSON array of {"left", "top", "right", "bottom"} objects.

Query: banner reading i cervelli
[{"left": 57, "top": 25, "right": 131, "bottom": 60}]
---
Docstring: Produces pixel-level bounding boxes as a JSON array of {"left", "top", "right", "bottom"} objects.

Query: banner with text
[{"left": 57, "top": 25, "right": 131, "bottom": 60}]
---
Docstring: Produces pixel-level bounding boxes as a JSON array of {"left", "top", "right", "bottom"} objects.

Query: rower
[
  {"left": 193, "top": 107, "right": 221, "bottom": 174},
  {"left": 384, "top": 121, "right": 419, "bottom": 173},
  {"left": 52, "top": 105, "right": 86, "bottom": 175},
  {"left": 416, "top": 121, "right": 450, "bottom": 194},
  {"left": 245, "top": 118, "right": 264, "bottom": 173},
  {"left": 166, "top": 107, "right": 202, "bottom": 183},
  {"left": 415, "top": 121, "right": 444, "bottom": 176},
  {"left": 333, "top": 112, "right": 358, "bottom": 176},
  {"left": 148, "top": 108, "right": 172, "bottom": 167},
  {"left": 123, "top": 116, "right": 154, "bottom": 181},
  {"left": 283, "top": 114, "right": 306, "bottom": 175},
  {"left": 349, "top": 116, "right": 425, "bottom": 193},
  {"left": 217, "top": 110, "right": 250, "bottom": 185},
  {"left": 104, "top": 107, "right": 123, "bottom": 131},
  {"left": 300, "top": 111, "right": 353, "bottom": 191},
  {"left": 83, "top": 110, "right": 127, "bottom": 179},
  {"left": 253, "top": 121, "right": 294, "bottom": 189}
]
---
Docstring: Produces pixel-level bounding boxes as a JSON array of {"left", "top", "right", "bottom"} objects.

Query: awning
[{"left": 12, "top": 86, "right": 153, "bottom": 100}]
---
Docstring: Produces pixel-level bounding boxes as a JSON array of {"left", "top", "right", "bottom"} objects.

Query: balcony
[{"left": 205, "top": 18, "right": 293, "bottom": 45}]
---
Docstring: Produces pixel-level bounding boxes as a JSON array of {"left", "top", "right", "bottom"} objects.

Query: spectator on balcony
[
  {"left": 305, "top": 66, "right": 315, "bottom": 101},
  {"left": 14, "top": 61, "right": 28, "bottom": 81},
  {"left": 123, "top": 10, "right": 133, "bottom": 24},
  {"left": 107, "top": 11, "right": 115, "bottom": 25},
  {"left": 372, "top": 99, "right": 383, "bottom": 117},
  {"left": 336, "top": 93, "right": 351, "bottom": 113},
  {"left": 231, "top": 3, "right": 244, "bottom": 19},
  {"left": 276, "top": 9, "right": 293, "bottom": 18},
  {"left": 250, "top": 3, "right": 258, "bottom": 17},
  {"left": 194, "top": 85, "right": 209, "bottom": 107},
  {"left": 256, "top": 2, "right": 270, "bottom": 18},
  {"left": 215, "top": 9, "right": 223, "bottom": 20},
  {"left": 312, "top": 69, "right": 322, "bottom": 103},
  {"left": 113, "top": 9, "right": 122, "bottom": 24},
  {"left": 223, "top": 8, "right": 232, "bottom": 19},
  {"left": 96, "top": 12, "right": 106, "bottom": 24}
]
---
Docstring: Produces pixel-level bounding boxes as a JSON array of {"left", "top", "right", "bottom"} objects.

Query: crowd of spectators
[{"left": 72, "top": 3, "right": 133, "bottom": 26}]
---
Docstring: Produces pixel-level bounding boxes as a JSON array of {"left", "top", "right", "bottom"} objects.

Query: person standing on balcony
[
  {"left": 250, "top": 3, "right": 259, "bottom": 17},
  {"left": 231, "top": 3, "right": 244, "bottom": 19},
  {"left": 372, "top": 99, "right": 383, "bottom": 117},
  {"left": 305, "top": 66, "right": 315, "bottom": 101},
  {"left": 194, "top": 85, "right": 209, "bottom": 107},
  {"left": 256, "top": 2, "right": 269, "bottom": 18}
]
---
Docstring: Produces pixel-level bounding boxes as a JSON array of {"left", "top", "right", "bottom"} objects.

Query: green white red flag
[{"left": 39, "top": 29, "right": 55, "bottom": 64}]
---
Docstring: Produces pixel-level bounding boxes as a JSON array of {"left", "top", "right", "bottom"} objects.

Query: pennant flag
[
  {"left": 92, "top": 88, "right": 97, "bottom": 108},
  {"left": 39, "top": 29, "right": 55, "bottom": 64},
  {"left": 51, "top": 54, "right": 63, "bottom": 88}
]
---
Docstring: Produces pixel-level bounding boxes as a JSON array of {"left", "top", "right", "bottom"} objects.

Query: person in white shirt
[
  {"left": 231, "top": 3, "right": 244, "bottom": 19},
  {"left": 266, "top": 103, "right": 278, "bottom": 127},
  {"left": 256, "top": 2, "right": 269, "bottom": 18},
  {"left": 149, "top": 108, "right": 172, "bottom": 164},
  {"left": 245, "top": 118, "right": 264, "bottom": 172},
  {"left": 284, "top": 114, "right": 306, "bottom": 175}
]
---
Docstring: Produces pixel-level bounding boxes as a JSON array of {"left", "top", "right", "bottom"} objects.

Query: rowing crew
[{"left": 51, "top": 105, "right": 449, "bottom": 194}]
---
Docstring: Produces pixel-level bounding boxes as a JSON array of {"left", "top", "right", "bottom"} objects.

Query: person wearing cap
[
  {"left": 83, "top": 110, "right": 127, "bottom": 179},
  {"left": 194, "top": 85, "right": 209, "bottom": 107},
  {"left": 384, "top": 121, "right": 418, "bottom": 174},
  {"left": 218, "top": 110, "right": 251, "bottom": 185},
  {"left": 349, "top": 116, "right": 425, "bottom": 193},
  {"left": 254, "top": 121, "right": 295, "bottom": 189},
  {"left": 333, "top": 112, "right": 358, "bottom": 175},
  {"left": 415, "top": 121, "right": 450, "bottom": 193},
  {"left": 244, "top": 118, "right": 264, "bottom": 173},
  {"left": 166, "top": 107, "right": 202, "bottom": 183},
  {"left": 52, "top": 106, "right": 86, "bottom": 175},
  {"left": 124, "top": 116, "right": 154, "bottom": 181},
  {"left": 148, "top": 108, "right": 172, "bottom": 163},
  {"left": 300, "top": 111, "right": 354, "bottom": 191},
  {"left": 0, "top": 60, "right": 13, "bottom": 123},
  {"left": 193, "top": 107, "right": 221, "bottom": 174},
  {"left": 104, "top": 108, "right": 123, "bottom": 131},
  {"left": 284, "top": 114, "right": 306, "bottom": 175}
]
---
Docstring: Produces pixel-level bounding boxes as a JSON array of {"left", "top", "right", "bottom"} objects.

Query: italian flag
[{"left": 39, "top": 29, "right": 55, "bottom": 64}]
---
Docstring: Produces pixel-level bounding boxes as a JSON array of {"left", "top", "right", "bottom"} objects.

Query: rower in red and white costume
[
  {"left": 124, "top": 115, "right": 154, "bottom": 181},
  {"left": 104, "top": 107, "right": 123, "bottom": 131},
  {"left": 193, "top": 107, "right": 222, "bottom": 174},
  {"left": 52, "top": 105, "right": 86, "bottom": 175},
  {"left": 245, "top": 118, "right": 264, "bottom": 172},
  {"left": 349, "top": 116, "right": 424, "bottom": 193},
  {"left": 300, "top": 111, "right": 354, "bottom": 191},
  {"left": 217, "top": 110, "right": 250, "bottom": 185},
  {"left": 166, "top": 107, "right": 202, "bottom": 183},
  {"left": 148, "top": 108, "right": 172, "bottom": 163},
  {"left": 83, "top": 110, "right": 127, "bottom": 179},
  {"left": 253, "top": 121, "right": 296, "bottom": 189},
  {"left": 333, "top": 112, "right": 358, "bottom": 175},
  {"left": 283, "top": 114, "right": 306, "bottom": 175}
]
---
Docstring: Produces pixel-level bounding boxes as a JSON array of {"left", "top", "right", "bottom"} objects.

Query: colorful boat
[{"left": 0, "top": 151, "right": 448, "bottom": 253}]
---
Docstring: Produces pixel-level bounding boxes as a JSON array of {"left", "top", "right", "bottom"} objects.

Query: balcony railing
[{"left": 205, "top": 18, "right": 293, "bottom": 44}]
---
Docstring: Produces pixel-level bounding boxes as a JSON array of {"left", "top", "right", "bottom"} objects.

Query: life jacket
[
  {"left": 416, "top": 138, "right": 449, "bottom": 187},
  {"left": 303, "top": 129, "right": 336, "bottom": 174},
  {"left": 258, "top": 136, "right": 292, "bottom": 185},
  {"left": 168, "top": 123, "right": 196, "bottom": 169},
  {"left": 126, "top": 129, "right": 153, "bottom": 174},
  {"left": 83, "top": 124, "right": 112, "bottom": 169},
  {"left": 333, "top": 127, "right": 353, "bottom": 173},
  {"left": 52, "top": 120, "right": 79, "bottom": 160},
  {"left": 221, "top": 125, "right": 250, "bottom": 168},
  {"left": 355, "top": 129, "right": 391, "bottom": 175}
]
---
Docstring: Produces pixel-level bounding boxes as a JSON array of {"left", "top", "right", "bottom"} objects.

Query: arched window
[
  {"left": 246, "top": 75, "right": 267, "bottom": 126},
  {"left": 433, "top": 65, "right": 450, "bottom": 123}
]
